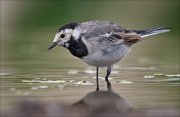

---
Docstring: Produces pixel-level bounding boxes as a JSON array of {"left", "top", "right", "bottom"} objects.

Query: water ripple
[{"left": 22, "top": 79, "right": 66, "bottom": 84}]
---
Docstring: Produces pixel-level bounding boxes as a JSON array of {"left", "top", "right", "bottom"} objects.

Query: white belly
[{"left": 81, "top": 46, "right": 131, "bottom": 67}]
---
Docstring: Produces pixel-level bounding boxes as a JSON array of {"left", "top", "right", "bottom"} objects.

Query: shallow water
[
  {"left": 1, "top": 1, "right": 180, "bottom": 112},
  {"left": 1, "top": 54, "right": 179, "bottom": 109}
]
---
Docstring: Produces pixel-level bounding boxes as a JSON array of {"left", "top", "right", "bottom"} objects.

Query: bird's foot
[
  {"left": 107, "top": 82, "right": 113, "bottom": 92},
  {"left": 96, "top": 87, "right": 99, "bottom": 91}
]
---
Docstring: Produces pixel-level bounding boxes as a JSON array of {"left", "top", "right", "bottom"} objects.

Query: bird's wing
[
  {"left": 81, "top": 20, "right": 142, "bottom": 45},
  {"left": 100, "top": 30, "right": 142, "bottom": 45}
]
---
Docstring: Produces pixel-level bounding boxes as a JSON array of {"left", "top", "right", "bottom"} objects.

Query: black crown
[{"left": 58, "top": 22, "right": 79, "bottom": 32}]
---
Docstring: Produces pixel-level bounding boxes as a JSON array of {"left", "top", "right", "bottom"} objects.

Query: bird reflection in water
[{"left": 2, "top": 90, "right": 179, "bottom": 117}]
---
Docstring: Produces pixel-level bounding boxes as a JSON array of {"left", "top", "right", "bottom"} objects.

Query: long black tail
[{"left": 134, "top": 27, "right": 170, "bottom": 38}]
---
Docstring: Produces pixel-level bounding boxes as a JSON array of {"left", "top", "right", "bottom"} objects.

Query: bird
[{"left": 48, "top": 20, "right": 170, "bottom": 91}]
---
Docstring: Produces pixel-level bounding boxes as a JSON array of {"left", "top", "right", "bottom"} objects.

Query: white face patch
[
  {"left": 53, "top": 29, "right": 73, "bottom": 43},
  {"left": 72, "top": 29, "right": 81, "bottom": 40},
  {"left": 63, "top": 29, "right": 73, "bottom": 40},
  {"left": 53, "top": 33, "right": 60, "bottom": 43},
  {"left": 52, "top": 29, "right": 74, "bottom": 48}
]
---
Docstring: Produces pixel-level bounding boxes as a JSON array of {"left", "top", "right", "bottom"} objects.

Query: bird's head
[{"left": 48, "top": 22, "right": 79, "bottom": 50}]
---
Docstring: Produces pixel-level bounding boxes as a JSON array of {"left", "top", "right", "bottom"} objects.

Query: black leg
[
  {"left": 96, "top": 67, "right": 99, "bottom": 91},
  {"left": 105, "top": 66, "right": 112, "bottom": 91}
]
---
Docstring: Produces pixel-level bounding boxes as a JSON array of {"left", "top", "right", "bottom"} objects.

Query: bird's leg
[
  {"left": 96, "top": 67, "right": 99, "bottom": 91},
  {"left": 105, "top": 66, "right": 112, "bottom": 91}
]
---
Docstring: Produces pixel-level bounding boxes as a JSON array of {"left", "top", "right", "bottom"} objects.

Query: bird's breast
[{"left": 81, "top": 44, "right": 130, "bottom": 67}]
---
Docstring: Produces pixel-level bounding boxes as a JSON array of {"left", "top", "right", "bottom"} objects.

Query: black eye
[{"left": 60, "top": 34, "right": 65, "bottom": 38}]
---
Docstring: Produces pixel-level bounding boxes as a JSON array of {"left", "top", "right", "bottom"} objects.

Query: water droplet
[
  {"left": 157, "top": 78, "right": 180, "bottom": 82},
  {"left": 73, "top": 81, "right": 93, "bottom": 86},
  {"left": 41, "top": 80, "right": 66, "bottom": 83},
  {"left": 153, "top": 73, "right": 164, "bottom": 76},
  {"left": 0, "top": 72, "right": 11, "bottom": 76},
  {"left": 119, "top": 80, "right": 133, "bottom": 84},
  {"left": 22, "top": 79, "right": 66, "bottom": 84},
  {"left": 92, "top": 76, "right": 113, "bottom": 80},
  {"left": 38, "top": 85, "right": 48, "bottom": 89},
  {"left": 84, "top": 69, "right": 96, "bottom": 74},
  {"left": 67, "top": 70, "right": 78, "bottom": 74},
  {"left": 144, "top": 75, "right": 155, "bottom": 79},
  {"left": 165, "top": 74, "right": 180, "bottom": 78},
  {"left": 31, "top": 85, "right": 49, "bottom": 90},
  {"left": 69, "top": 80, "right": 75, "bottom": 83}
]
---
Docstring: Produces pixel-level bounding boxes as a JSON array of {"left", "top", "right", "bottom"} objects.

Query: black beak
[{"left": 47, "top": 42, "right": 57, "bottom": 50}]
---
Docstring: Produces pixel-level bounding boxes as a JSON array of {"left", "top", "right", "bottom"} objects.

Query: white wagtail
[{"left": 48, "top": 20, "right": 170, "bottom": 91}]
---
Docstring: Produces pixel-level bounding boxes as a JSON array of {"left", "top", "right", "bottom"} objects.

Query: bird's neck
[{"left": 67, "top": 36, "right": 88, "bottom": 58}]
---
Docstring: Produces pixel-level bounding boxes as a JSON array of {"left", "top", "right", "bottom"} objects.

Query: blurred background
[{"left": 1, "top": 0, "right": 179, "bottom": 111}]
